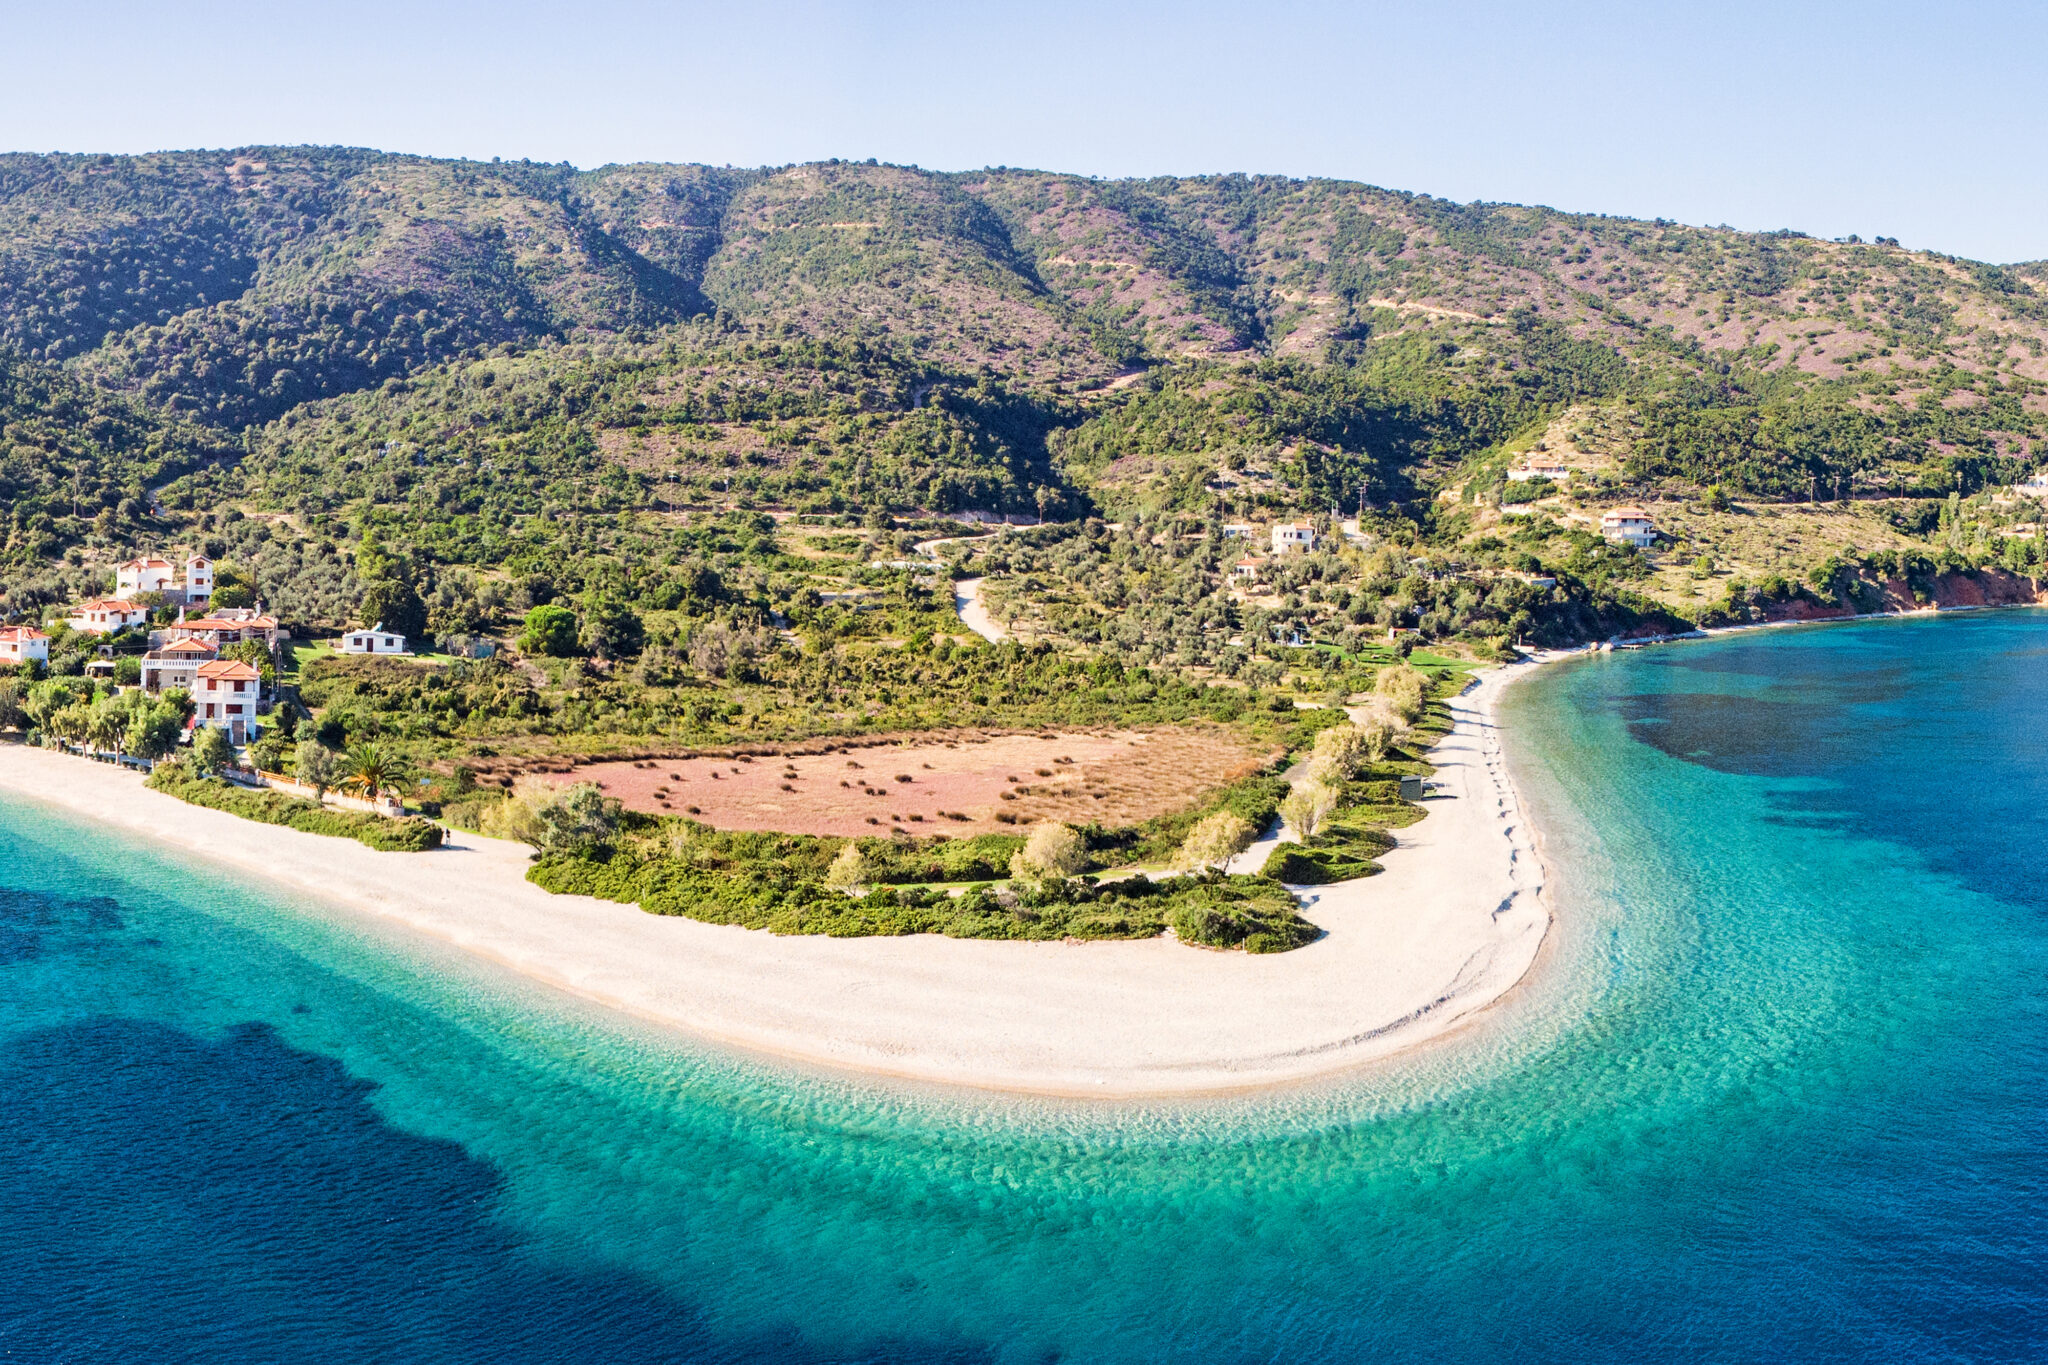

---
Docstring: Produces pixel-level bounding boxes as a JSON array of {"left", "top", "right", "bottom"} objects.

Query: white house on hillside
[
  {"left": 114, "top": 553, "right": 216, "bottom": 605},
  {"left": 71, "top": 598, "right": 150, "bottom": 634},
  {"left": 182, "top": 554, "right": 215, "bottom": 605},
  {"left": 1507, "top": 458, "right": 1572, "bottom": 483},
  {"left": 1271, "top": 522, "right": 1316, "bottom": 555},
  {"left": 340, "top": 623, "right": 410, "bottom": 655},
  {"left": 115, "top": 556, "right": 176, "bottom": 599},
  {"left": 0, "top": 626, "right": 49, "bottom": 664},
  {"left": 1600, "top": 507, "right": 1657, "bottom": 548},
  {"left": 1222, "top": 522, "right": 1256, "bottom": 539}
]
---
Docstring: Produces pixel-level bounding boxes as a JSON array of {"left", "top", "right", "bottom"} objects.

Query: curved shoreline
[{"left": 0, "top": 666, "right": 1554, "bottom": 1098}]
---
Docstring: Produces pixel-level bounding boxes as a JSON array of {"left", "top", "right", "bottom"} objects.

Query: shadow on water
[{"left": 0, "top": 1015, "right": 996, "bottom": 1365}]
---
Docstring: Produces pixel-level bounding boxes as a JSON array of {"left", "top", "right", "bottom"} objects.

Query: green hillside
[{"left": 1, "top": 147, "right": 2045, "bottom": 657}]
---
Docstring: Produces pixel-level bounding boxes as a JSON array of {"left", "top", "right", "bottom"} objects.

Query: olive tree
[
  {"left": 1173, "top": 810, "right": 1257, "bottom": 875},
  {"left": 1009, "top": 820, "right": 1087, "bottom": 887}
]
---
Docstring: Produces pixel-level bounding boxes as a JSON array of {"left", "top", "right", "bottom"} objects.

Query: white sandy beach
[{"left": 0, "top": 665, "right": 1551, "bottom": 1097}]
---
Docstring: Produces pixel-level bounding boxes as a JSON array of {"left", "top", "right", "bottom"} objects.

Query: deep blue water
[{"left": 2, "top": 610, "right": 2045, "bottom": 1362}]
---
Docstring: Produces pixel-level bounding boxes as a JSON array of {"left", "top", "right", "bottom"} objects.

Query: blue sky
[{"left": 11, "top": 0, "right": 2044, "bottom": 262}]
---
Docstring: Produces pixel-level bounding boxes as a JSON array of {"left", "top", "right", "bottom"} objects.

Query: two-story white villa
[
  {"left": 192, "top": 658, "right": 261, "bottom": 745},
  {"left": 0, "top": 625, "right": 49, "bottom": 665},
  {"left": 71, "top": 598, "right": 151, "bottom": 635},
  {"left": 339, "top": 623, "right": 410, "bottom": 655},
  {"left": 1271, "top": 522, "right": 1316, "bottom": 555},
  {"left": 1507, "top": 458, "right": 1572, "bottom": 483},
  {"left": 1600, "top": 507, "right": 1657, "bottom": 548},
  {"left": 115, "top": 556, "right": 177, "bottom": 599},
  {"left": 114, "top": 553, "right": 215, "bottom": 606}
]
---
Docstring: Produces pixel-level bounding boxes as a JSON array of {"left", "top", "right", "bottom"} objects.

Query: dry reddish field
[{"left": 540, "top": 726, "right": 1273, "bottom": 838}]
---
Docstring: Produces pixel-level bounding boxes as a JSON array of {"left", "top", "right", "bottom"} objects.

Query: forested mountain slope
[{"left": 1, "top": 146, "right": 2045, "bottom": 644}]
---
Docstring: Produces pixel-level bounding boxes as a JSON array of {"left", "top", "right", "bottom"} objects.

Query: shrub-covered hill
[
  {"left": 8, "top": 150, "right": 2045, "bottom": 435},
  {"left": 0, "top": 149, "right": 734, "bottom": 427},
  {"left": 0, "top": 345, "right": 231, "bottom": 593},
  {"left": 2, "top": 147, "right": 2046, "bottom": 644}
]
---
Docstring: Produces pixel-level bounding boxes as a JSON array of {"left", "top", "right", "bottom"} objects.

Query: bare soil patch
[{"left": 542, "top": 726, "right": 1273, "bottom": 838}]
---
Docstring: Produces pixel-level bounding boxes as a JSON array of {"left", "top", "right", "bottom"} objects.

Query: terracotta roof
[
  {"left": 76, "top": 598, "right": 141, "bottom": 613},
  {"left": 185, "top": 554, "right": 213, "bottom": 564},
  {"left": 183, "top": 615, "right": 278, "bottom": 631},
  {"left": 119, "top": 557, "right": 173, "bottom": 571},
  {"left": 158, "top": 637, "right": 218, "bottom": 655},
  {"left": 0, "top": 626, "right": 48, "bottom": 643},
  {"left": 196, "top": 659, "right": 260, "bottom": 681}
]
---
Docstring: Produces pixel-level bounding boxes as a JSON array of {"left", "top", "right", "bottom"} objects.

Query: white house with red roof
[
  {"left": 141, "top": 636, "right": 219, "bottom": 695},
  {"left": 1508, "top": 457, "right": 1572, "bottom": 483},
  {"left": 193, "top": 658, "right": 261, "bottom": 744},
  {"left": 71, "top": 598, "right": 150, "bottom": 634},
  {"left": 0, "top": 625, "right": 49, "bottom": 665},
  {"left": 1600, "top": 506, "right": 1658, "bottom": 548},
  {"left": 177, "top": 606, "right": 282, "bottom": 649},
  {"left": 115, "top": 556, "right": 177, "bottom": 599}
]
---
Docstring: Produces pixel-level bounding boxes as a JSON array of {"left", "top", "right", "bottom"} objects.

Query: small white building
[
  {"left": 1222, "top": 522, "right": 1256, "bottom": 539},
  {"left": 1232, "top": 558, "right": 1260, "bottom": 581},
  {"left": 1271, "top": 522, "right": 1316, "bottom": 555},
  {"left": 115, "top": 556, "right": 177, "bottom": 600},
  {"left": 193, "top": 658, "right": 261, "bottom": 745},
  {"left": 1600, "top": 506, "right": 1657, "bottom": 548},
  {"left": 1507, "top": 458, "right": 1572, "bottom": 483},
  {"left": 71, "top": 598, "right": 151, "bottom": 635},
  {"left": 0, "top": 625, "right": 49, "bottom": 665},
  {"left": 340, "top": 623, "right": 410, "bottom": 656}
]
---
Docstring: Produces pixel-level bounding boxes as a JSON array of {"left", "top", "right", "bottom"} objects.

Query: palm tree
[{"left": 343, "top": 743, "right": 411, "bottom": 804}]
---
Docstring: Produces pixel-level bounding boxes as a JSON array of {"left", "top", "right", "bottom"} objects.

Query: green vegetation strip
[{"left": 145, "top": 765, "right": 444, "bottom": 852}]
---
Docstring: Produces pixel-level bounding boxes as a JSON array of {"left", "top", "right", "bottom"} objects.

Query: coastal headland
[{"left": 0, "top": 666, "right": 1551, "bottom": 1098}]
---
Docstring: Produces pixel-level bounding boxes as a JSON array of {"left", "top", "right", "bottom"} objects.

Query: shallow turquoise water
[{"left": 4, "top": 612, "right": 2045, "bottom": 1361}]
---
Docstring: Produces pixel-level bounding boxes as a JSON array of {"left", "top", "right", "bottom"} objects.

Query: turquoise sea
[{"left": 4, "top": 611, "right": 2045, "bottom": 1362}]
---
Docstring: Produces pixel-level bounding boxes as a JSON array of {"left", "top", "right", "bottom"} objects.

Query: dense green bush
[
  {"left": 1260, "top": 843, "right": 1383, "bottom": 885},
  {"left": 527, "top": 839, "right": 1316, "bottom": 951},
  {"left": 145, "top": 766, "right": 444, "bottom": 851}
]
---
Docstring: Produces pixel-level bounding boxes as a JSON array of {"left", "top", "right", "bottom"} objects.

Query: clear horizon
[{"left": 10, "top": 0, "right": 2047, "bottom": 264}]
